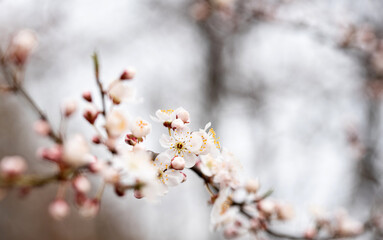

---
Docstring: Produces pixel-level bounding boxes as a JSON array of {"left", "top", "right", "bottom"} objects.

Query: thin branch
[{"left": 92, "top": 52, "right": 107, "bottom": 116}]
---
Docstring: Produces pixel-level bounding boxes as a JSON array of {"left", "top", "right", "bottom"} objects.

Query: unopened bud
[
  {"left": 245, "top": 179, "right": 260, "bottom": 193},
  {"left": 176, "top": 109, "right": 190, "bottom": 123},
  {"left": 73, "top": 175, "right": 91, "bottom": 193},
  {"left": 92, "top": 135, "right": 101, "bottom": 144},
  {"left": 83, "top": 105, "right": 99, "bottom": 124},
  {"left": 257, "top": 200, "right": 276, "bottom": 217},
  {"left": 171, "top": 156, "right": 185, "bottom": 170},
  {"left": 82, "top": 91, "right": 92, "bottom": 102},
  {"left": 171, "top": 118, "right": 184, "bottom": 129},
  {"left": 49, "top": 199, "right": 70, "bottom": 220},
  {"left": 120, "top": 67, "right": 136, "bottom": 80},
  {"left": 62, "top": 99, "right": 77, "bottom": 117},
  {"left": 33, "top": 120, "right": 51, "bottom": 136},
  {"left": 38, "top": 145, "right": 63, "bottom": 163},
  {"left": 8, "top": 29, "right": 37, "bottom": 65},
  {"left": 134, "top": 189, "right": 144, "bottom": 199},
  {"left": 0, "top": 156, "right": 27, "bottom": 178}
]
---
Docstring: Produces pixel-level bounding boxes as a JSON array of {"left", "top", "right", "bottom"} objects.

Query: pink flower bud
[
  {"left": 171, "top": 118, "right": 184, "bottom": 129},
  {"left": 245, "top": 179, "right": 260, "bottom": 193},
  {"left": 33, "top": 120, "right": 51, "bottom": 136},
  {"left": 0, "top": 156, "right": 27, "bottom": 178},
  {"left": 92, "top": 135, "right": 101, "bottom": 144},
  {"left": 134, "top": 190, "right": 143, "bottom": 199},
  {"left": 7, "top": 29, "right": 37, "bottom": 65},
  {"left": 73, "top": 176, "right": 91, "bottom": 193},
  {"left": 38, "top": 145, "right": 63, "bottom": 163},
  {"left": 83, "top": 104, "right": 99, "bottom": 124},
  {"left": 176, "top": 109, "right": 190, "bottom": 123},
  {"left": 79, "top": 199, "right": 99, "bottom": 218},
  {"left": 49, "top": 199, "right": 70, "bottom": 220},
  {"left": 120, "top": 67, "right": 136, "bottom": 80},
  {"left": 171, "top": 156, "right": 185, "bottom": 170},
  {"left": 82, "top": 91, "right": 92, "bottom": 102},
  {"left": 257, "top": 200, "right": 276, "bottom": 217},
  {"left": 304, "top": 228, "right": 317, "bottom": 239},
  {"left": 62, "top": 99, "right": 77, "bottom": 117}
]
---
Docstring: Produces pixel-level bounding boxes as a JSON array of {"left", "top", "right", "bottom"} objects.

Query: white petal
[
  {"left": 204, "top": 122, "right": 211, "bottom": 131},
  {"left": 187, "top": 132, "right": 203, "bottom": 153},
  {"left": 163, "top": 170, "right": 183, "bottom": 187},
  {"left": 154, "top": 152, "right": 172, "bottom": 170},
  {"left": 159, "top": 134, "right": 174, "bottom": 148},
  {"left": 183, "top": 152, "right": 198, "bottom": 168}
]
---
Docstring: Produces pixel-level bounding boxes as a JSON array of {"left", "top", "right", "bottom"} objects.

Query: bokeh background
[{"left": 1, "top": 0, "right": 383, "bottom": 239}]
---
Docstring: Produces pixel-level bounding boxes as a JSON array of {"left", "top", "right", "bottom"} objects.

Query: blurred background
[{"left": 1, "top": 0, "right": 383, "bottom": 239}]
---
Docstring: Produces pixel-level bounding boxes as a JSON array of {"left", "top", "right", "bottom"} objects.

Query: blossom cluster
[{"left": 0, "top": 29, "right": 379, "bottom": 239}]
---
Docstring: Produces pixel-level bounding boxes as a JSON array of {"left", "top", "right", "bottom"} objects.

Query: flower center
[{"left": 176, "top": 142, "right": 184, "bottom": 151}]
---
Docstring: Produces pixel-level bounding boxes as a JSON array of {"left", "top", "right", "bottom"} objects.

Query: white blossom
[
  {"left": 105, "top": 109, "right": 129, "bottom": 138},
  {"left": 49, "top": 199, "right": 70, "bottom": 220},
  {"left": 107, "top": 80, "right": 136, "bottom": 104},
  {"left": 130, "top": 117, "right": 151, "bottom": 138},
  {"left": 153, "top": 152, "right": 184, "bottom": 186},
  {"left": 0, "top": 156, "right": 27, "bottom": 177},
  {"left": 62, "top": 134, "right": 91, "bottom": 167},
  {"left": 159, "top": 127, "right": 202, "bottom": 168}
]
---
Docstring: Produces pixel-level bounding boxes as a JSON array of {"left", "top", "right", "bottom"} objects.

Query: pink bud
[
  {"left": 7, "top": 29, "right": 37, "bottom": 65},
  {"left": 0, "top": 156, "right": 27, "bottom": 178},
  {"left": 134, "top": 190, "right": 143, "bottom": 199},
  {"left": 245, "top": 179, "right": 260, "bottom": 193},
  {"left": 257, "top": 200, "right": 276, "bottom": 217},
  {"left": 92, "top": 135, "right": 101, "bottom": 144},
  {"left": 33, "top": 120, "right": 51, "bottom": 136},
  {"left": 171, "top": 156, "right": 185, "bottom": 170},
  {"left": 177, "top": 109, "right": 190, "bottom": 123},
  {"left": 83, "top": 105, "right": 99, "bottom": 124},
  {"left": 82, "top": 91, "right": 92, "bottom": 102},
  {"left": 62, "top": 99, "right": 77, "bottom": 117},
  {"left": 171, "top": 119, "right": 184, "bottom": 129},
  {"left": 49, "top": 199, "right": 70, "bottom": 220},
  {"left": 37, "top": 145, "right": 63, "bottom": 163},
  {"left": 120, "top": 67, "right": 136, "bottom": 80},
  {"left": 73, "top": 176, "right": 91, "bottom": 193},
  {"left": 304, "top": 228, "right": 317, "bottom": 239}
]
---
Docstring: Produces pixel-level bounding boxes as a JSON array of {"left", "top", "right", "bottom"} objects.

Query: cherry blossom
[
  {"left": 159, "top": 126, "right": 202, "bottom": 168},
  {"left": 105, "top": 109, "right": 129, "bottom": 138},
  {"left": 153, "top": 152, "right": 184, "bottom": 187}
]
